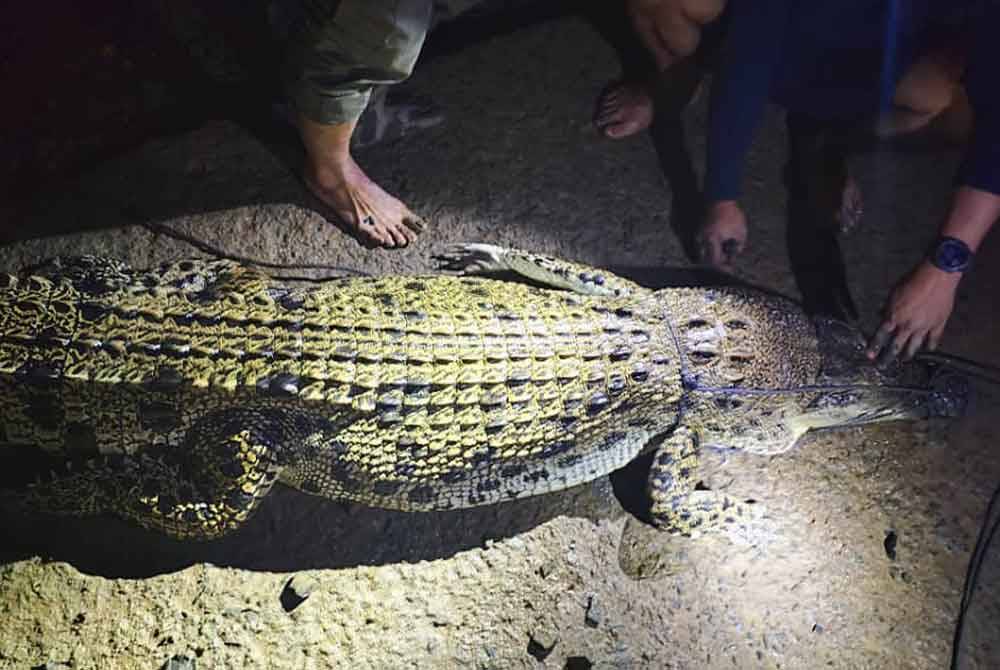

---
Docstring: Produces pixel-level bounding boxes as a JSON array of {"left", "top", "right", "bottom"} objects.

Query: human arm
[
  {"left": 867, "top": 188, "right": 1000, "bottom": 362},
  {"left": 698, "top": 0, "right": 791, "bottom": 269},
  {"left": 867, "top": 4, "right": 1000, "bottom": 361}
]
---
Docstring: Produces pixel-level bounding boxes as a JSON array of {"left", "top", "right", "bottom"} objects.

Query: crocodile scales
[{"left": 0, "top": 244, "right": 966, "bottom": 540}]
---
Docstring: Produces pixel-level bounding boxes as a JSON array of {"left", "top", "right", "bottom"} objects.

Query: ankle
[{"left": 304, "top": 155, "right": 356, "bottom": 192}]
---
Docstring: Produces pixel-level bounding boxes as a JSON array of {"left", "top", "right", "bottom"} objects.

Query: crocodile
[{"left": 0, "top": 244, "right": 968, "bottom": 540}]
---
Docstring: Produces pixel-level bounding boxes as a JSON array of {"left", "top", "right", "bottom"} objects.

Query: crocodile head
[
  {"left": 688, "top": 313, "right": 970, "bottom": 455},
  {"left": 803, "top": 316, "right": 969, "bottom": 424},
  {"left": 753, "top": 317, "right": 969, "bottom": 453}
]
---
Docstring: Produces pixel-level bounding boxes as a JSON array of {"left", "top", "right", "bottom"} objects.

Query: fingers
[
  {"left": 697, "top": 238, "right": 730, "bottom": 273},
  {"left": 695, "top": 234, "right": 715, "bottom": 267},
  {"left": 927, "top": 324, "right": 945, "bottom": 352},
  {"left": 868, "top": 264, "right": 957, "bottom": 364},
  {"left": 876, "top": 333, "right": 904, "bottom": 369},
  {"left": 696, "top": 231, "right": 744, "bottom": 272},
  {"left": 903, "top": 329, "right": 926, "bottom": 361},
  {"left": 720, "top": 238, "right": 743, "bottom": 266},
  {"left": 866, "top": 322, "right": 895, "bottom": 361},
  {"left": 868, "top": 320, "right": 930, "bottom": 366}
]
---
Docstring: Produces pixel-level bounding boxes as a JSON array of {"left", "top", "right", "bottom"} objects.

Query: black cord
[
  {"left": 916, "top": 352, "right": 1000, "bottom": 387},
  {"left": 951, "top": 481, "right": 1000, "bottom": 669},
  {"left": 141, "top": 222, "right": 370, "bottom": 280}
]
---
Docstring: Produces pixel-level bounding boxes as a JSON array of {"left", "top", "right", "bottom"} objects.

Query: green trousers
[{"left": 284, "top": 0, "right": 435, "bottom": 125}]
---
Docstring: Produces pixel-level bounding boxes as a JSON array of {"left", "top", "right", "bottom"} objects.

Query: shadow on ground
[{"left": 0, "top": 477, "right": 619, "bottom": 578}]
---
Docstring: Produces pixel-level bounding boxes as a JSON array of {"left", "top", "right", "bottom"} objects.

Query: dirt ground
[{"left": 0, "top": 8, "right": 998, "bottom": 670}]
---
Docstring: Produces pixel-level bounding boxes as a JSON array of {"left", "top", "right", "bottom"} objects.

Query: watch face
[{"left": 933, "top": 238, "right": 972, "bottom": 273}]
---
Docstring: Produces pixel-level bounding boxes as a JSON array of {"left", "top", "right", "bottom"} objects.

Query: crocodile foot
[{"left": 435, "top": 243, "right": 639, "bottom": 298}]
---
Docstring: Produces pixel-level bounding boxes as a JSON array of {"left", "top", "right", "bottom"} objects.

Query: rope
[{"left": 141, "top": 222, "right": 370, "bottom": 280}]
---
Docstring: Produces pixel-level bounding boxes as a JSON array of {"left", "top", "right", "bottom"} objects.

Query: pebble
[
  {"left": 527, "top": 627, "right": 558, "bottom": 661},
  {"left": 884, "top": 529, "right": 898, "bottom": 561},
  {"left": 584, "top": 595, "right": 603, "bottom": 628},
  {"left": 161, "top": 655, "right": 196, "bottom": 670},
  {"left": 280, "top": 574, "right": 318, "bottom": 612}
]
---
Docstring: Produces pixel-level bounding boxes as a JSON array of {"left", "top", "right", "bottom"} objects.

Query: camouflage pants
[{"left": 283, "top": 0, "right": 436, "bottom": 125}]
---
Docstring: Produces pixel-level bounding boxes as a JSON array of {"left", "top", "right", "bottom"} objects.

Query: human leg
[
  {"left": 284, "top": 0, "right": 434, "bottom": 248},
  {"left": 589, "top": 0, "right": 723, "bottom": 140},
  {"left": 784, "top": 113, "right": 859, "bottom": 322}
]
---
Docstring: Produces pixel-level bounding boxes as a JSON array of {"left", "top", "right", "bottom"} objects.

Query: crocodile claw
[{"left": 433, "top": 243, "right": 509, "bottom": 275}]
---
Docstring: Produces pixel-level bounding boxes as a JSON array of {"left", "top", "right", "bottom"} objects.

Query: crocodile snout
[{"left": 926, "top": 368, "right": 970, "bottom": 419}]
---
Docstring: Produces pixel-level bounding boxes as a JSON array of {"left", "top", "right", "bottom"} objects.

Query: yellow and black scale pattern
[{"left": 0, "top": 245, "right": 831, "bottom": 540}]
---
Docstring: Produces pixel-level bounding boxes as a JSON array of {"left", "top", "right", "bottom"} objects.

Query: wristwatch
[{"left": 928, "top": 236, "right": 974, "bottom": 273}]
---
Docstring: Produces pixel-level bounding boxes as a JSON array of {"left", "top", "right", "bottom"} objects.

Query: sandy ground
[{"left": 1, "top": 14, "right": 998, "bottom": 670}]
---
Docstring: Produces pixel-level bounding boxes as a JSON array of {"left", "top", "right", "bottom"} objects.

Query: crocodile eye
[
  {"left": 689, "top": 350, "right": 717, "bottom": 364},
  {"left": 725, "top": 319, "right": 750, "bottom": 330}
]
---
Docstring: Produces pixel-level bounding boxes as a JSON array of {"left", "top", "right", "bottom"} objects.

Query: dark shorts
[{"left": 282, "top": 0, "right": 434, "bottom": 124}]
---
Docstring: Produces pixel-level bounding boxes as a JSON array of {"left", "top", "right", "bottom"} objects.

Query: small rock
[
  {"left": 584, "top": 595, "right": 603, "bottom": 628},
  {"left": 527, "top": 629, "right": 558, "bottom": 661},
  {"left": 811, "top": 623, "right": 824, "bottom": 634},
  {"left": 884, "top": 530, "right": 898, "bottom": 561},
  {"left": 280, "top": 574, "right": 319, "bottom": 612},
  {"left": 161, "top": 655, "right": 196, "bottom": 670},
  {"left": 565, "top": 656, "right": 594, "bottom": 670}
]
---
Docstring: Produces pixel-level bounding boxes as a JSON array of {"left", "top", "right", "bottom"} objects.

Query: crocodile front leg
[
  {"left": 129, "top": 409, "right": 292, "bottom": 540},
  {"left": 436, "top": 243, "right": 643, "bottom": 298},
  {"left": 648, "top": 426, "right": 758, "bottom": 537}
]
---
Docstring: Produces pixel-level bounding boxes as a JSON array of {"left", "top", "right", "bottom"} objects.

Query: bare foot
[
  {"left": 296, "top": 113, "right": 426, "bottom": 249},
  {"left": 304, "top": 157, "right": 426, "bottom": 249},
  {"left": 594, "top": 79, "right": 655, "bottom": 139}
]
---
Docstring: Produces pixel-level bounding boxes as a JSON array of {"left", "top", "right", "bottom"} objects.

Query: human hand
[
  {"left": 696, "top": 200, "right": 748, "bottom": 272},
  {"left": 866, "top": 261, "right": 961, "bottom": 364}
]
